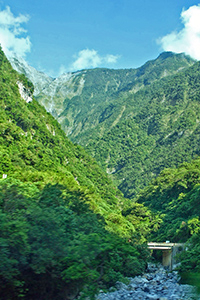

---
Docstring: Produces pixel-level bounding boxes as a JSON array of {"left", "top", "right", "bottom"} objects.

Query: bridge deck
[
  {"left": 148, "top": 246, "right": 172, "bottom": 250},
  {"left": 147, "top": 242, "right": 184, "bottom": 250},
  {"left": 147, "top": 242, "right": 185, "bottom": 270}
]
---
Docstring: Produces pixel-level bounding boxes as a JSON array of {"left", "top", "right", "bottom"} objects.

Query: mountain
[
  {"left": 9, "top": 52, "right": 197, "bottom": 198},
  {"left": 8, "top": 54, "right": 53, "bottom": 95},
  {"left": 36, "top": 52, "right": 195, "bottom": 139},
  {"left": 86, "top": 60, "right": 200, "bottom": 198},
  {"left": 10, "top": 52, "right": 195, "bottom": 137},
  {"left": 4, "top": 49, "right": 200, "bottom": 293},
  {"left": 1, "top": 47, "right": 159, "bottom": 299},
  {"left": 1, "top": 48, "right": 160, "bottom": 240}
]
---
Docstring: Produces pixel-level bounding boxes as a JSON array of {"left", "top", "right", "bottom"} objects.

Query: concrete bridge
[{"left": 148, "top": 242, "right": 185, "bottom": 270}]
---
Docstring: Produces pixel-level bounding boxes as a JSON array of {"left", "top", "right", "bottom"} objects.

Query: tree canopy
[{"left": 0, "top": 47, "right": 157, "bottom": 299}]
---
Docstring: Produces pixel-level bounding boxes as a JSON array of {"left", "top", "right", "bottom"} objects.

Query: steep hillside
[
  {"left": 5, "top": 48, "right": 200, "bottom": 294},
  {"left": 36, "top": 52, "right": 194, "bottom": 139},
  {"left": 10, "top": 52, "right": 195, "bottom": 139},
  {"left": 0, "top": 47, "right": 159, "bottom": 299},
  {"left": 9, "top": 54, "right": 53, "bottom": 95},
  {"left": 85, "top": 61, "right": 200, "bottom": 197},
  {"left": 134, "top": 156, "right": 200, "bottom": 284},
  {"left": 0, "top": 47, "right": 160, "bottom": 239},
  {"left": 9, "top": 52, "right": 198, "bottom": 199},
  {"left": 136, "top": 157, "right": 200, "bottom": 242}
]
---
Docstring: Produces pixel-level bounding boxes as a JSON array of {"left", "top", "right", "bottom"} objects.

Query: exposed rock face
[
  {"left": 17, "top": 81, "right": 32, "bottom": 103},
  {"left": 96, "top": 264, "right": 199, "bottom": 300},
  {"left": 35, "top": 71, "right": 85, "bottom": 120},
  {"left": 8, "top": 54, "right": 53, "bottom": 96},
  {"left": 8, "top": 54, "right": 86, "bottom": 133}
]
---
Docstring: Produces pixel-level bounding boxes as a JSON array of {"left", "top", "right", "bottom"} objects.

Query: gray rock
[
  {"left": 96, "top": 264, "right": 200, "bottom": 300},
  {"left": 146, "top": 293, "right": 159, "bottom": 299},
  {"left": 115, "top": 281, "right": 128, "bottom": 290}
]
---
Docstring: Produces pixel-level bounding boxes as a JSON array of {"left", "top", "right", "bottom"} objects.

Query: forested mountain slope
[
  {"left": 10, "top": 51, "right": 195, "bottom": 140},
  {"left": 5, "top": 48, "right": 200, "bottom": 294},
  {"left": 86, "top": 60, "right": 200, "bottom": 198},
  {"left": 10, "top": 52, "right": 196, "bottom": 199},
  {"left": 136, "top": 157, "right": 200, "bottom": 242},
  {"left": 0, "top": 47, "right": 160, "bottom": 299},
  {"left": 135, "top": 156, "right": 200, "bottom": 279},
  {"left": 35, "top": 52, "right": 195, "bottom": 139}
]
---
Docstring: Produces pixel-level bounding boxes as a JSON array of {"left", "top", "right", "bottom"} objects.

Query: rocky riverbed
[{"left": 96, "top": 264, "right": 199, "bottom": 300}]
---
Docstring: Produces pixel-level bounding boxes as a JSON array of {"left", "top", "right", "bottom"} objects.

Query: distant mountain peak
[
  {"left": 8, "top": 54, "right": 53, "bottom": 96},
  {"left": 157, "top": 51, "right": 176, "bottom": 60},
  {"left": 157, "top": 51, "right": 196, "bottom": 62}
]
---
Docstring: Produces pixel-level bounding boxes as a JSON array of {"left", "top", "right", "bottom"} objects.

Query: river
[{"left": 96, "top": 264, "right": 200, "bottom": 300}]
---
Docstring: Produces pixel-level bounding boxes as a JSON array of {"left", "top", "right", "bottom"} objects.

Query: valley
[
  {"left": 1, "top": 47, "right": 200, "bottom": 299},
  {"left": 10, "top": 51, "right": 200, "bottom": 198}
]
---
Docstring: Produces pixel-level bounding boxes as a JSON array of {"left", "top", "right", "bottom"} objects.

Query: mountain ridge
[
  {"left": 8, "top": 51, "right": 198, "bottom": 198},
  {"left": 1, "top": 46, "right": 160, "bottom": 298},
  {"left": 4, "top": 49, "right": 200, "bottom": 295}
]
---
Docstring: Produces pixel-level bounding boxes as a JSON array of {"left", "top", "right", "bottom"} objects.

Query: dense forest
[
  {"left": 3, "top": 45, "right": 200, "bottom": 298},
  {"left": 13, "top": 51, "right": 200, "bottom": 198},
  {"left": 135, "top": 157, "right": 200, "bottom": 285},
  {"left": 0, "top": 47, "right": 161, "bottom": 299},
  {"left": 29, "top": 52, "right": 200, "bottom": 198},
  {"left": 85, "top": 60, "right": 200, "bottom": 198}
]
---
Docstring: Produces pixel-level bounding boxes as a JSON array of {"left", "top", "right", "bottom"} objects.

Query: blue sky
[{"left": 0, "top": 0, "right": 199, "bottom": 77}]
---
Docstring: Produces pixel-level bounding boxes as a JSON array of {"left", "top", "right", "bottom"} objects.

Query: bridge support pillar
[
  {"left": 148, "top": 243, "right": 185, "bottom": 270},
  {"left": 162, "top": 250, "right": 172, "bottom": 269}
]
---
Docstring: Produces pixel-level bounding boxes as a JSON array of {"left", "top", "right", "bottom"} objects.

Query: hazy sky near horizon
[{"left": 0, "top": 0, "right": 200, "bottom": 77}]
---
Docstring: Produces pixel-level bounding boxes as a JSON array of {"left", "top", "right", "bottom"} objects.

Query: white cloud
[
  {"left": 0, "top": 6, "right": 31, "bottom": 58},
  {"left": 70, "top": 48, "right": 120, "bottom": 71},
  {"left": 158, "top": 4, "right": 200, "bottom": 60},
  {"left": 105, "top": 54, "right": 119, "bottom": 64}
]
